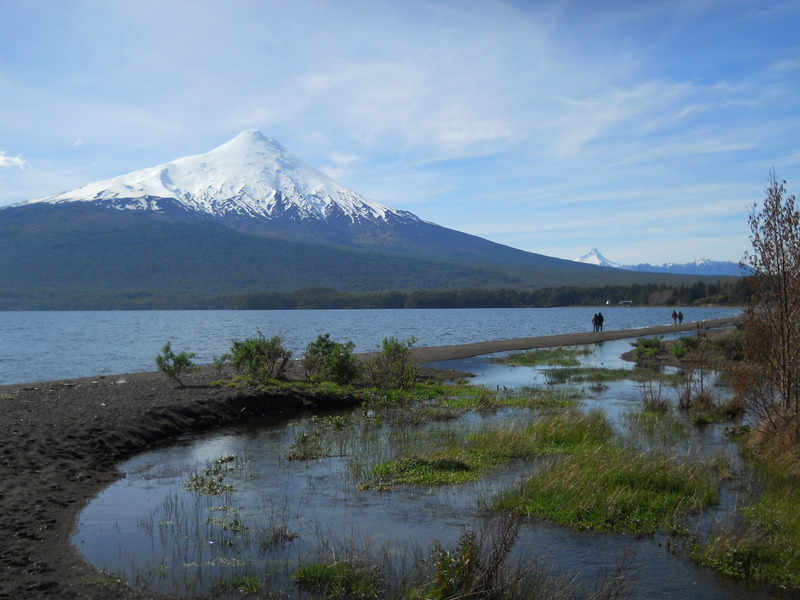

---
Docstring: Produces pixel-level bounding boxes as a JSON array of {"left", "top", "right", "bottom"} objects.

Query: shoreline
[{"left": 0, "top": 317, "right": 738, "bottom": 599}]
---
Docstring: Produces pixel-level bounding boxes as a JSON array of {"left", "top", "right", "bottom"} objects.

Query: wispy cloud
[
  {"left": 0, "top": 0, "right": 797, "bottom": 264},
  {"left": 0, "top": 152, "right": 29, "bottom": 169}
]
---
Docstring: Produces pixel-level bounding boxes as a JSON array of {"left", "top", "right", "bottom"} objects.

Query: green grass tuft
[
  {"left": 296, "top": 561, "right": 382, "bottom": 599},
  {"left": 496, "top": 450, "right": 725, "bottom": 534},
  {"left": 496, "top": 346, "right": 591, "bottom": 367}
]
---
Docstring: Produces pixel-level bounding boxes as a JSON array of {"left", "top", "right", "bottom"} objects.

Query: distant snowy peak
[
  {"left": 627, "top": 259, "right": 746, "bottom": 277},
  {"left": 576, "top": 248, "right": 743, "bottom": 276},
  {"left": 20, "top": 130, "right": 418, "bottom": 226},
  {"left": 576, "top": 247, "right": 622, "bottom": 268}
]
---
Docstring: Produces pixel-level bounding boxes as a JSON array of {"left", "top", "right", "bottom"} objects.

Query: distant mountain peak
[
  {"left": 576, "top": 247, "right": 621, "bottom": 268},
  {"left": 575, "top": 247, "right": 743, "bottom": 276},
  {"left": 17, "top": 130, "right": 415, "bottom": 227}
]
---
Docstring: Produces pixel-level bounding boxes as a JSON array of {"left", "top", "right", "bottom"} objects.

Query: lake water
[
  {"left": 0, "top": 306, "right": 741, "bottom": 385},
  {"left": 72, "top": 335, "right": 776, "bottom": 599}
]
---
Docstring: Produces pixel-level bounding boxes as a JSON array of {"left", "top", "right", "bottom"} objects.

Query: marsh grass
[
  {"left": 621, "top": 409, "right": 687, "bottom": 453},
  {"left": 693, "top": 457, "right": 800, "bottom": 589},
  {"left": 296, "top": 560, "right": 383, "bottom": 599},
  {"left": 687, "top": 394, "right": 744, "bottom": 425},
  {"left": 437, "top": 385, "right": 498, "bottom": 410},
  {"left": 96, "top": 344, "right": 757, "bottom": 596},
  {"left": 469, "top": 409, "right": 614, "bottom": 458},
  {"left": 496, "top": 450, "right": 726, "bottom": 534},
  {"left": 496, "top": 386, "right": 581, "bottom": 409},
  {"left": 285, "top": 429, "right": 330, "bottom": 460},
  {"left": 81, "top": 573, "right": 127, "bottom": 593},
  {"left": 366, "top": 411, "right": 614, "bottom": 489},
  {"left": 495, "top": 346, "right": 591, "bottom": 367},
  {"left": 437, "top": 385, "right": 580, "bottom": 411},
  {"left": 184, "top": 455, "right": 241, "bottom": 495},
  {"left": 371, "top": 453, "right": 477, "bottom": 486},
  {"left": 212, "top": 574, "right": 261, "bottom": 594}
]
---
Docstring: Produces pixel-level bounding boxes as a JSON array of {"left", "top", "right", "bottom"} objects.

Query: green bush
[
  {"left": 155, "top": 341, "right": 196, "bottom": 387},
  {"left": 631, "top": 336, "right": 663, "bottom": 359},
  {"left": 230, "top": 330, "right": 292, "bottom": 384},
  {"left": 301, "top": 333, "right": 359, "bottom": 385},
  {"left": 364, "top": 336, "right": 418, "bottom": 390}
]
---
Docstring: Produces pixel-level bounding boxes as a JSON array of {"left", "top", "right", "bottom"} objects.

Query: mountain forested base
[{"left": 0, "top": 281, "right": 749, "bottom": 311}]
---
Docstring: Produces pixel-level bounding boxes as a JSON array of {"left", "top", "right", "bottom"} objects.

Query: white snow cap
[
  {"left": 21, "top": 130, "right": 411, "bottom": 224},
  {"left": 576, "top": 247, "right": 621, "bottom": 268}
]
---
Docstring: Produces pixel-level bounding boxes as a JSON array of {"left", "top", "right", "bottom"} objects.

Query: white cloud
[
  {"left": 0, "top": 0, "right": 797, "bottom": 265},
  {"left": 0, "top": 152, "right": 29, "bottom": 169}
]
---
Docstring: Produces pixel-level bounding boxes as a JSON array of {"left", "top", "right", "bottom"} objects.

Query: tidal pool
[{"left": 73, "top": 335, "right": 777, "bottom": 598}]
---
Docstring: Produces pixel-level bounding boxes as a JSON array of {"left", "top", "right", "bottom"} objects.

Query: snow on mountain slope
[
  {"left": 577, "top": 247, "right": 742, "bottom": 276},
  {"left": 19, "top": 130, "right": 418, "bottom": 226},
  {"left": 576, "top": 247, "right": 621, "bottom": 268}
]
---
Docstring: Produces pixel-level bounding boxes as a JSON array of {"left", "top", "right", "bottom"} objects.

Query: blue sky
[{"left": 2, "top": 0, "right": 799, "bottom": 265}]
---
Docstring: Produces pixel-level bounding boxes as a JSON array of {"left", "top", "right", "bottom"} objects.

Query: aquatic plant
[
  {"left": 295, "top": 560, "right": 383, "bottom": 599},
  {"left": 497, "top": 346, "right": 591, "bottom": 367},
  {"left": 184, "top": 455, "right": 240, "bottom": 495},
  {"left": 496, "top": 450, "right": 726, "bottom": 534},
  {"left": 693, "top": 451, "right": 800, "bottom": 589},
  {"left": 212, "top": 574, "right": 261, "bottom": 594}
]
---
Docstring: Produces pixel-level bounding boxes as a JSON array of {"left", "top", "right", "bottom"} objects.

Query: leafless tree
[{"left": 738, "top": 171, "right": 800, "bottom": 442}]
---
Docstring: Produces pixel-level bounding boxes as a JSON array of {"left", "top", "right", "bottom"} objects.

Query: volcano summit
[{"left": 1, "top": 132, "right": 693, "bottom": 309}]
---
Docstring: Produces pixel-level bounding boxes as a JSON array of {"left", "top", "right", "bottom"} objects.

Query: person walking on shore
[
  {"left": 672, "top": 310, "right": 678, "bottom": 324},
  {"left": 597, "top": 312, "right": 604, "bottom": 332},
  {"left": 592, "top": 314, "right": 599, "bottom": 332},
  {"left": 678, "top": 311, "right": 683, "bottom": 324}
]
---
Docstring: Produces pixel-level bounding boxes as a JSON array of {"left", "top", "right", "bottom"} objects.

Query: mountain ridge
[
  {"left": 0, "top": 132, "right": 733, "bottom": 309},
  {"left": 19, "top": 130, "right": 413, "bottom": 227},
  {"left": 576, "top": 247, "right": 743, "bottom": 277}
]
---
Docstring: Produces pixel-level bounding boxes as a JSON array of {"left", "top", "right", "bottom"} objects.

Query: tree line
[
  {"left": 0, "top": 277, "right": 750, "bottom": 311},
  {"left": 230, "top": 279, "right": 749, "bottom": 310}
]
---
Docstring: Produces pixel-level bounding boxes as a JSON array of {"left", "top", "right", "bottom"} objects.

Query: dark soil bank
[{"left": 0, "top": 317, "right": 737, "bottom": 599}]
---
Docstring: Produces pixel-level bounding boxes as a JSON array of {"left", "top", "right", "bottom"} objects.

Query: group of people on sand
[
  {"left": 591, "top": 313, "right": 604, "bottom": 332},
  {"left": 671, "top": 310, "right": 684, "bottom": 324}
]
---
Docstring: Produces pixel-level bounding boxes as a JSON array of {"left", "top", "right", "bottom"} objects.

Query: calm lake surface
[
  {"left": 0, "top": 306, "right": 741, "bottom": 385},
  {"left": 73, "top": 335, "right": 776, "bottom": 599}
]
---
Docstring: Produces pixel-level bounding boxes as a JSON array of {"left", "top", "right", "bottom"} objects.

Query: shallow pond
[{"left": 73, "top": 335, "right": 778, "bottom": 599}]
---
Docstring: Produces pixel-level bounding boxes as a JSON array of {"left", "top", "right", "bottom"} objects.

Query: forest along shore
[{"left": 0, "top": 316, "right": 739, "bottom": 600}]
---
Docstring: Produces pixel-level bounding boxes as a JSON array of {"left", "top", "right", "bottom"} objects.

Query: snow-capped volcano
[
  {"left": 19, "top": 130, "right": 418, "bottom": 228},
  {"left": 576, "top": 247, "right": 621, "bottom": 268}
]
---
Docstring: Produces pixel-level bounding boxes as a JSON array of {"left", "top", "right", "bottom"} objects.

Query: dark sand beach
[{"left": 0, "top": 317, "right": 738, "bottom": 599}]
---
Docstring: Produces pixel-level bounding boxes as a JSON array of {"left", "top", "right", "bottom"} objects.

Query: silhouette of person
[
  {"left": 678, "top": 311, "right": 683, "bottom": 324},
  {"left": 597, "top": 312, "right": 604, "bottom": 332},
  {"left": 592, "top": 314, "right": 599, "bottom": 332},
  {"left": 672, "top": 310, "right": 678, "bottom": 324}
]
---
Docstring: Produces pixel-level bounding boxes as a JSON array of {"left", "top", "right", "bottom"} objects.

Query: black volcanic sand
[{"left": 0, "top": 317, "right": 738, "bottom": 599}]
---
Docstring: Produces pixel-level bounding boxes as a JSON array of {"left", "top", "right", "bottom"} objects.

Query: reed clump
[
  {"left": 496, "top": 450, "right": 727, "bottom": 534},
  {"left": 495, "top": 346, "right": 591, "bottom": 367},
  {"left": 692, "top": 444, "right": 800, "bottom": 589},
  {"left": 296, "top": 560, "right": 383, "bottom": 599}
]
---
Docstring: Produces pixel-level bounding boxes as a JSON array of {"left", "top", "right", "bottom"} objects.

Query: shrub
[
  {"left": 363, "top": 336, "right": 418, "bottom": 390},
  {"left": 154, "top": 341, "right": 196, "bottom": 387},
  {"left": 230, "top": 330, "right": 292, "bottom": 384},
  {"left": 631, "top": 336, "right": 663, "bottom": 359},
  {"left": 301, "top": 333, "right": 359, "bottom": 385}
]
